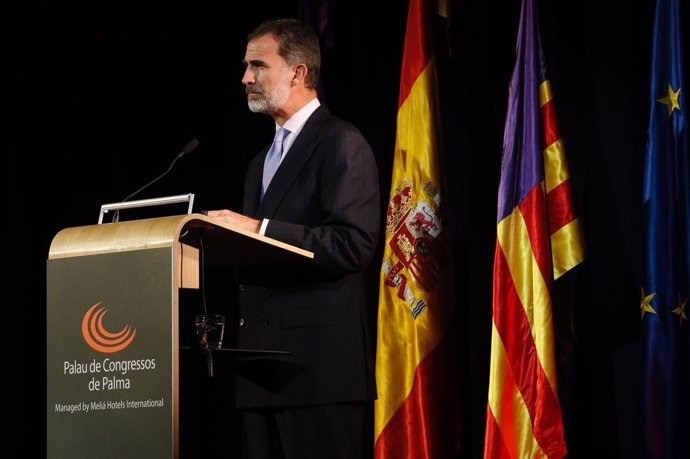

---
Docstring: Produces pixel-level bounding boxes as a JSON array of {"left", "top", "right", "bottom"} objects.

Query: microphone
[{"left": 112, "top": 137, "right": 199, "bottom": 222}]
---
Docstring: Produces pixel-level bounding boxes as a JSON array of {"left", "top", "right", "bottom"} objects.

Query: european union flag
[{"left": 641, "top": 0, "right": 689, "bottom": 457}]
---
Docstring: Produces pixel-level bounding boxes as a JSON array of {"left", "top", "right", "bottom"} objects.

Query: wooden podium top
[{"left": 48, "top": 214, "right": 314, "bottom": 266}]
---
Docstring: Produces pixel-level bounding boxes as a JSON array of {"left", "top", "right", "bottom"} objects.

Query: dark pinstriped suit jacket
[{"left": 235, "top": 105, "right": 381, "bottom": 408}]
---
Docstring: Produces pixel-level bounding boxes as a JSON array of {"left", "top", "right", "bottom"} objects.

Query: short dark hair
[{"left": 248, "top": 18, "right": 321, "bottom": 90}]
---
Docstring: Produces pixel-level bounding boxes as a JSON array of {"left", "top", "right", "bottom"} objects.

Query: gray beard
[
  {"left": 247, "top": 97, "right": 271, "bottom": 114},
  {"left": 247, "top": 80, "right": 290, "bottom": 114}
]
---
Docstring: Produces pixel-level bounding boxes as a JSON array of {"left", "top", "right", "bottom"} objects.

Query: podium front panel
[{"left": 47, "top": 248, "right": 177, "bottom": 459}]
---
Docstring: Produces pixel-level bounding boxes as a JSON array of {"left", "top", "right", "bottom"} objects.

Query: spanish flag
[
  {"left": 374, "top": 0, "right": 460, "bottom": 457},
  {"left": 484, "top": 0, "right": 586, "bottom": 457}
]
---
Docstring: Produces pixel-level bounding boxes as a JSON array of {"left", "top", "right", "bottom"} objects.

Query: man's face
[{"left": 242, "top": 34, "right": 293, "bottom": 115}]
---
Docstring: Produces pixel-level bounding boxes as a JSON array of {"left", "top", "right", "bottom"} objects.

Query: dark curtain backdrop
[{"left": 11, "top": 0, "right": 689, "bottom": 457}]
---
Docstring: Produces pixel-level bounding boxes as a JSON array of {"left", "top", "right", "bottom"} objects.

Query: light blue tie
[{"left": 261, "top": 127, "right": 289, "bottom": 200}]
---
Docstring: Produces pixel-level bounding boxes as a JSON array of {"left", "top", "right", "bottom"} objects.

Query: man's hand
[{"left": 205, "top": 209, "right": 261, "bottom": 233}]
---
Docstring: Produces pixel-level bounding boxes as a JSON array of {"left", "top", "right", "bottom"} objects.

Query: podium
[{"left": 46, "top": 214, "right": 313, "bottom": 459}]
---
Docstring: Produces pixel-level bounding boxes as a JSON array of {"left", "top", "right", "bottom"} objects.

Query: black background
[{"left": 10, "top": 0, "right": 689, "bottom": 457}]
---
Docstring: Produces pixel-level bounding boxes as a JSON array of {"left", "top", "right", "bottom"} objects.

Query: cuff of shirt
[{"left": 259, "top": 218, "right": 269, "bottom": 236}]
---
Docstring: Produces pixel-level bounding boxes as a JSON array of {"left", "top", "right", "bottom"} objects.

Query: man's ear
[{"left": 292, "top": 63, "right": 307, "bottom": 86}]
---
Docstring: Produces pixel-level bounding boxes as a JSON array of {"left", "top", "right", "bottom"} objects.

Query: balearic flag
[
  {"left": 641, "top": 0, "right": 689, "bottom": 457},
  {"left": 484, "top": 0, "right": 585, "bottom": 457},
  {"left": 374, "top": 0, "right": 460, "bottom": 457}
]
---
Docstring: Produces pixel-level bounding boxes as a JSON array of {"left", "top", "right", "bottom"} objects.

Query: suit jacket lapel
[{"left": 257, "top": 106, "right": 329, "bottom": 217}]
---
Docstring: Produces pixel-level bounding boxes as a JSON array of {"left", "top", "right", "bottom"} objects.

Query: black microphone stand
[{"left": 112, "top": 138, "right": 198, "bottom": 223}]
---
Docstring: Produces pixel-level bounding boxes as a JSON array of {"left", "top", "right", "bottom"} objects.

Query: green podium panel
[{"left": 47, "top": 248, "right": 176, "bottom": 459}]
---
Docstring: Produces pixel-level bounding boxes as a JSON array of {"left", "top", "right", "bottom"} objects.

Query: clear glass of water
[
  {"left": 195, "top": 314, "right": 225, "bottom": 376},
  {"left": 195, "top": 314, "right": 225, "bottom": 350}
]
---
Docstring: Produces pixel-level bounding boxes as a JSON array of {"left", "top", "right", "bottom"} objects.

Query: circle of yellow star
[
  {"left": 640, "top": 287, "right": 657, "bottom": 319},
  {"left": 671, "top": 295, "right": 687, "bottom": 328},
  {"left": 656, "top": 83, "right": 681, "bottom": 117}
]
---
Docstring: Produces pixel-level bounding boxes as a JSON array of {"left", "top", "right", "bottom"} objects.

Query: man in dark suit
[{"left": 206, "top": 18, "right": 380, "bottom": 459}]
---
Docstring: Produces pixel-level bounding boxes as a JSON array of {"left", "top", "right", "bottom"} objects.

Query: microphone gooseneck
[{"left": 112, "top": 137, "right": 199, "bottom": 223}]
